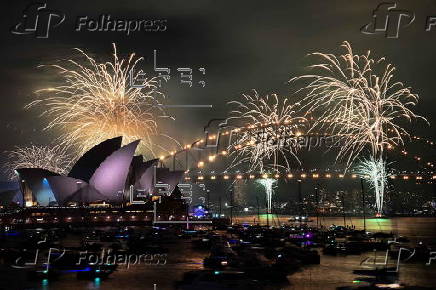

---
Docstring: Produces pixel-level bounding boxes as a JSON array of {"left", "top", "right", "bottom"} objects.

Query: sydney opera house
[{"left": 0, "top": 137, "right": 188, "bottom": 225}]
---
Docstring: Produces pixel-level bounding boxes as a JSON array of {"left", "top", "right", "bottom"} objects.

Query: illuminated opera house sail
[{"left": 10, "top": 137, "right": 184, "bottom": 207}]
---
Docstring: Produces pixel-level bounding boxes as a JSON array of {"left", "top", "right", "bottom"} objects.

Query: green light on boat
[{"left": 94, "top": 277, "right": 101, "bottom": 285}]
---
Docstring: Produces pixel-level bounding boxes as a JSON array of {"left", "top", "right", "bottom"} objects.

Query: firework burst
[
  {"left": 225, "top": 90, "right": 307, "bottom": 173},
  {"left": 355, "top": 156, "right": 391, "bottom": 215},
  {"left": 291, "top": 41, "right": 427, "bottom": 214},
  {"left": 5, "top": 145, "right": 72, "bottom": 180},
  {"left": 27, "top": 44, "right": 179, "bottom": 157},
  {"left": 291, "top": 41, "right": 426, "bottom": 166},
  {"left": 256, "top": 178, "right": 277, "bottom": 214}
]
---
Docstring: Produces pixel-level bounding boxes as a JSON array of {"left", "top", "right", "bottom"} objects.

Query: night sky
[{"left": 0, "top": 0, "right": 435, "bottom": 181}]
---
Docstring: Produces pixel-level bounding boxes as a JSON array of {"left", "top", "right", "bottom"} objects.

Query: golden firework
[
  {"left": 27, "top": 44, "right": 179, "bottom": 157},
  {"left": 5, "top": 145, "right": 72, "bottom": 180}
]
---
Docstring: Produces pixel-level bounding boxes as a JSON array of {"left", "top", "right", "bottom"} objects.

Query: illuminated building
[{"left": 12, "top": 137, "right": 184, "bottom": 207}]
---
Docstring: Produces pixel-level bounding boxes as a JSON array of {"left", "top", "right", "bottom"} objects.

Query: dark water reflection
[{"left": 1, "top": 217, "right": 435, "bottom": 290}]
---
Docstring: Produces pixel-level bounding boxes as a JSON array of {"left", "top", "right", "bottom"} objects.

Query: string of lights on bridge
[
  {"left": 157, "top": 120, "right": 435, "bottom": 183},
  {"left": 183, "top": 172, "right": 436, "bottom": 183}
]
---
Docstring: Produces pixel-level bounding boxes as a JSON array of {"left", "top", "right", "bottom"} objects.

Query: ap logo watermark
[
  {"left": 11, "top": 2, "right": 65, "bottom": 38},
  {"left": 361, "top": 2, "right": 415, "bottom": 38}
]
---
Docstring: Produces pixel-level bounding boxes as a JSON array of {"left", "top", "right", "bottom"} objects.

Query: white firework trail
[
  {"left": 225, "top": 90, "right": 307, "bottom": 173},
  {"left": 256, "top": 178, "right": 277, "bottom": 214},
  {"left": 355, "top": 156, "right": 391, "bottom": 215},
  {"left": 291, "top": 41, "right": 426, "bottom": 167},
  {"left": 291, "top": 41, "right": 427, "bottom": 215}
]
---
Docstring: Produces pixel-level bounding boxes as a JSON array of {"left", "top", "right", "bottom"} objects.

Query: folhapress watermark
[
  {"left": 362, "top": 2, "right": 436, "bottom": 38},
  {"left": 11, "top": 2, "right": 167, "bottom": 38},
  {"left": 361, "top": 239, "right": 436, "bottom": 272},
  {"left": 12, "top": 244, "right": 167, "bottom": 270},
  {"left": 75, "top": 15, "right": 167, "bottom": 35},
  {"left": 251, "top": 134, "right": 344, "bottom": 151},
  {"left": 11, "top": 2, "right": 65, "bottom": 38},
  {"left": 361, "top": 2, "right": 414, "bottom": 38},
  {"left": 77, "top": 250, "right": 167, "bottom": 269}
]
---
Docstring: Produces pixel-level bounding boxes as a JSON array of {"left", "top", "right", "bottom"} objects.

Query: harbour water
[
  {"left": 1, "top": 217, "right": 435, "bottom": 290},
  {"left": 234, "top": 215, "right": 436, "bottom": 243}
]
